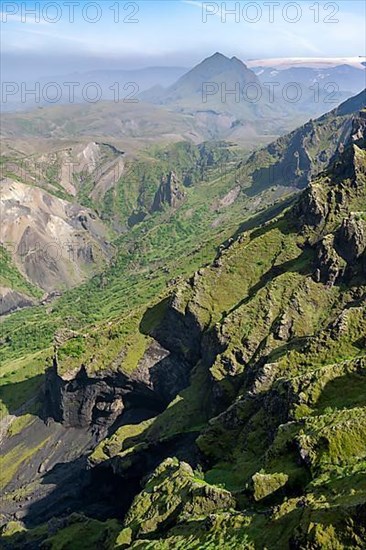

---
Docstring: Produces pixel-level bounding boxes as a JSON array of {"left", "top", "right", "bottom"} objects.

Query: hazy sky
[{"left": 1, "top": 0, "right": 366, "bottom": 78}]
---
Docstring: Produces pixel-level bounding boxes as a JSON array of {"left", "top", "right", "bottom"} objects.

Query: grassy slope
[
  {"left": 2, "top": 99, "right": 366, "bottom": 549},
  {"left": 0, "top": 139, "right": 295, "bottom": 386},
  {"left": 0, "top": 247, "right": 41, "bottom": 299},
  {"left": 6, "top": 170, "right": 365, "bottom": 547},
  {"left": 52, "top": 140, "right": 365, "bottom": 549}
]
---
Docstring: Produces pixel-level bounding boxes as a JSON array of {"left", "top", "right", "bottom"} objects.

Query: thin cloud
[
  {"left": 0, "top": 11, "right": 50, "bottom": 24},
  {"left": 183, "top": 0, "right": 223, "bottom": 18},
  {"left": 279, "top": 29, "right": 322, "bottom": 55}
]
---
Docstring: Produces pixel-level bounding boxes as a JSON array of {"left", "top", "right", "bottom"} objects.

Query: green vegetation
[
  {"left": 6, "top": 414, "right": 36, "bottom": 438},
  {"left": 1, "top": 92, "right": 366, "bottom": 549},
  {"left": 0, "top": 246, "right": 41, "bottom": 298},
  {"left": 0, "top": 349, "right": 49, "bottom": 415},
  {"left": 0, "top": 437, "right": 50, "bottom": 488},
  {"left": 0, "top": 139, "right": 292, "bottom": 377}
]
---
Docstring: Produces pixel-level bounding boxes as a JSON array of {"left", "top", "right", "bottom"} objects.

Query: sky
[{"left": 1, "top": 0, "right": 366, "bottom": 79}]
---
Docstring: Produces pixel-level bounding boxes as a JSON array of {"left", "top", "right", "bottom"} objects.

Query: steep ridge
[
  {"left": 236, "top": 88, "right": 366, "bottom": 194},
  {"left": 78, "top": 105, "right": 366, "bottom": 550},
  {"left": 2, "top": 96, "right": 366, "bottom": 548}
]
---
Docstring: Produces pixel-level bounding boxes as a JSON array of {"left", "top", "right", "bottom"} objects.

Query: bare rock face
[
  {"left": 151, "top": 172, "right": 186, "bottom": 212},
  {"left": 0, "top": 179, "right": 111, "bottom": 292},
  {"left": 44, "top": 338, "right": 193, "bottom": 436},
  {"left": 313, "top": 235, "right": 345, "bottom": 286},
  {"left": 335, "top": 217, "right": 366, "bottom": 264},
  {"left": 45, "top": 362, "right": 152, "bottom": 434},
  {"left": 0, "top": 287, "right": 35, "bottom": 315},
  {"left": 294, "top": 183, "right": 329, "bottom": 229}
]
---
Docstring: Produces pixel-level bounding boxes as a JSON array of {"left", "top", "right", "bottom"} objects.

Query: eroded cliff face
[
  {"left": 44, "top": 337, "right": 194, "bottom": 436},
  {"left": 292, "top": 112, "right": 366, "bottom": 287},
  {"left": 0, "top": 287, "right": 36, "bottom": 315},
  {"left": 0, "top": 179, "right": 112, "bottom": 292},
  {"left": 151, "top": 171, "right": 186, "bottom": 212}
]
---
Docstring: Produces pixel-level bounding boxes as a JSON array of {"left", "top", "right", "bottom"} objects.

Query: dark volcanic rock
[
  {"left": 151, "top": 172, "right": 186, "bottom": 212},
  {"left": 293, "top": 183, "right": 329, "bottom": 229},
  {"left": 313, "top": 235, "right": 345, "bottom": 286},
  {"left": 44, "top": 338, "right": 194, "bottom": 435},
  {"left": 335, "top": 217, "right": 366, "bottom": 263}
]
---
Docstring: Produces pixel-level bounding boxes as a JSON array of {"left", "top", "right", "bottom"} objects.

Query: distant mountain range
[
  {"left": 252, "top": 64, "right": 365, "bottom": 95},
  {"left": 1, "top": 66, "right": 188, "bottom": 113},
  {"left": 140, "top": 53, "right": 365, "bottom": 137},
  {"left": 3, "top": 54, "right": 365, "bottom": 115},
  {"left": 246, "top": 56, "right": 366, "bottom": 69},
  {"left": 2, "top": 53, "right": 365, "bottom": 147},
  {"left": 142, "top": 52, "right": 365, "bottom": 105}
]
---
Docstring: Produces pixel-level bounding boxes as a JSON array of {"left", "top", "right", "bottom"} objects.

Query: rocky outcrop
[
  {"left": 44, "top": 338, "right": 193, "bottom": 435},
  {"left": 0, "top": 287, "right": 35, "bottom": 316},
  {"left": 313, "top": 234, "right": 345, "bottom": 286},
  {"left": 311, "top": 218, "right": 366, "bottom": 286},
  {"left": 120, "top": 458, "right": 235, "bottom": 543},
  {"left": 335, "top": 217, "right": 366, "bottom": 263},
  {"left": 151, "top": 172, "right": 185, "bottom": 212},
  {"left": 294, "top": 183, "right": 329, "bottom": 229}
]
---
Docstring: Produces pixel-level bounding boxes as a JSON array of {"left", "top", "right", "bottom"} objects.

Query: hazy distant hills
[
  {"left": 141, "top": 53, "right": 365, "bottom": 112},
  {"left": 1, "top": 66, "right": 188, "bottom": 113},
  {"left": 2, "top": 53, "right": 365, "bottom": 147},
  {"left": 3, "top": 53, "right": 365, "bottom": 118},
  {"left": 140, "top": 52, "right": 364, "bottom": 138},
  {"left": 252, "top": 64, "right": 366, "bottom": 95},
  {"left": 141, "top": 52, "right": 261, "bottom": 110}
]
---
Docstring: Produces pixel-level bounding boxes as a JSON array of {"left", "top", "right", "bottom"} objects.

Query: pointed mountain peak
[
  {"left": 210, "top": 52, "right": 229, "bottom": 60},
  {"left": 196, "top": 52, "right": 231, "bottom": 70},
  {"left": 199, "top": 52, "right": 247, "bottom": 69},
  {"left": 178, "top": 52, "right": 256, "bottom": 82},
  {"left": 163, "top": 51, "right": 259, "bottom": 102}
]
